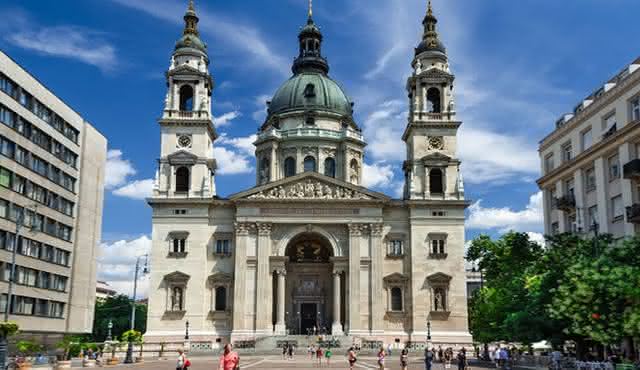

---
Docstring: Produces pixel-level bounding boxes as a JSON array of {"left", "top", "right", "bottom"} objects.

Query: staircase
[{"left": 253, "top": 335, "right": 354, "bottom": 352}]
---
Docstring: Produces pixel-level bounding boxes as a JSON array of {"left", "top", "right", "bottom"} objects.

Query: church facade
[{"left": 145, "top": 0, "right": 473, "bottom": 347}]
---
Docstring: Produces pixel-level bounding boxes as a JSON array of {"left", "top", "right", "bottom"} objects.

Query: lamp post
[
  {"left": 106, "top": 319, "right": 113, "bottom": 342},
  {"left": 124, "top": 255, "right": 148, "bottom": 364},
  {"left": 185, "top": 321, "right": 190, "bottom": 340},
  {"left": 427, "top": 320, "right": 432, "bottom": 345},
  {"left": 1, "top": 205, "right": 36, "bottom": 369}
]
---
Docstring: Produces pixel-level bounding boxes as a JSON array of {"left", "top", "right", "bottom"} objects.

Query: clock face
[
  {"left": 178, "top": 135, "right": 192, "bottom": 148},
  {"left": 429, "top": 136, "right": 444, "bottom": 150}
]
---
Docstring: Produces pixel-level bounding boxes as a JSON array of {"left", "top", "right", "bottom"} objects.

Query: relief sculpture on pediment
[{"left": 248, "top": 179, "right": 372, "bottom": 200}]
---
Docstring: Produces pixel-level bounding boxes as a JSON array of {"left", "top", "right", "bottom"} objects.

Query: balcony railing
[
  {"left": 554, "top": 195, "right": 576, "bottom": 212},
  {"left": 257, "top": 128, "right": 364, "bottom": 142},
  {"left": 623, "top": 159, "right": 640, "bottom": 180},
  {"left": 626, "top": 204, "right": 640, "bottom": 224},
  {"left": 163, "top": 110, "right": 210, "bottom": 120}
]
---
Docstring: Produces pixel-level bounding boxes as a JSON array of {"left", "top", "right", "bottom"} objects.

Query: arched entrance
[{"left": 279, "top": 232, "right": 343, "bottom": 335}]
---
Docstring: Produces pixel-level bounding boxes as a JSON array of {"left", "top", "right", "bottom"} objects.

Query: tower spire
[
  {"left": 309, "top": 0, "right": 313, "bottom": 18},
  {"left": 183, "top": 0, "right": 199, "bottom": 36},
  {"left": 415, "top": 0, "right": 446, "bottom": 56}
]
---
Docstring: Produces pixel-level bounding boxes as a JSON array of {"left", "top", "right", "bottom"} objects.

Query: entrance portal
[{"left": 300, "top": 303, "right": 317, "bottom": 334}]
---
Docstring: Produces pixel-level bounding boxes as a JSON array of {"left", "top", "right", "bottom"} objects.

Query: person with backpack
[
  {"left": 176, "top": 348, "right": 190, "bottom": 370},
  {"left": 400, "top": 348, "right": 409, "bottom": 370},
  {"left": 347, "top": 347, "right": 357, "bottom": 370},
  {"left": 218, "top": 343, "right": 239, "bottom": 370},
  {"left": 457, "top": 348, "right": 467, "bottom": 370}
]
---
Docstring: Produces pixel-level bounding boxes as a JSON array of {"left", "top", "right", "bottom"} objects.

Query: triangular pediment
[
  {"left": 422, "top": 152, "right": 454, "bottom": 166},
  {"left": 417, "top": 68, "right": 454, "bottom": 81},
  {"left": 168, "top": 64, "right": 204, "bottom": 76},
  {"left": 383, "top": 273, "right": 409, "bottom": 283},
  {"left": 229, "top": 172, "right": 390, "bottom": 202},
  {"left": 164, "top": 271, "right": 190, "bottom": 282},
  {"left": 167, "top": 150, "right": 198, "bottom": 165}
]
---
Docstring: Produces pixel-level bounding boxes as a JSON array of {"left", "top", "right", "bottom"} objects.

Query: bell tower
[
  {"left": 403, "top": 1, "right": 464, "bottom": 201},
  {"left": 154, "top": 0, "right": 217, "bottom": 198}
]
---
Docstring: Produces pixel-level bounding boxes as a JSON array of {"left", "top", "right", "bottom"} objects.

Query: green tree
[{"left": 92, "top": 295, "right": 147, "bottom": 342}]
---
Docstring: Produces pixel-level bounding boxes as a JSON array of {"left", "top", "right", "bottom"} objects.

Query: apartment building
[
  {"left": 537, "top": 56, "right": 640, "bottom": 238},
  {"left": 0, "top": 50, "right": 107, "bottom": 339}
]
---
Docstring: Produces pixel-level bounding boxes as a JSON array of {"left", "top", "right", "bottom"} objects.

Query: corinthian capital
[
  {"left": 234, "top": 222, "right": 252, "bottom": 236},
  {"left": 370, "top": 223, "right": 384, "bottom": 237},
  {"left": 348, "top": 223, "right": 364, "bottom": 236},
  {"left": 257, "top": 222, "right": 273, "bottom": 236}
]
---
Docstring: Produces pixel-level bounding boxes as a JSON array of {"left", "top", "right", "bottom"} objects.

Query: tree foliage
[{"left": 92, "top": 295, "right": 147, "bottom": 342}]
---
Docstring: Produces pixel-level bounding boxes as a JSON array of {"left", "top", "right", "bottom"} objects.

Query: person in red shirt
[
  {"left": 218, "top": 344, "right": 239, "bottom": 370},
  {"left": 316, "top": 346, "right": 324, "bottom": 366}
]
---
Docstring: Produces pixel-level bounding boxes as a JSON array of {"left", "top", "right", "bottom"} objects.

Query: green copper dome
[
  {"left": 269, "top": 72, "right": 353, "bottom": 116},
  {"left": 175, "top": 34, "right": 207, "bottom": 53}
]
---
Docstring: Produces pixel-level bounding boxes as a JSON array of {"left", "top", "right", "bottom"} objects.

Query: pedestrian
[
  {"left": 388, "top": 343, "right": 393, "bottom": 356},
  {"left": 377, "top": 346, "right": 386, "bottom": 370},
  {"left": 550, "top": 348, "right": 562, "bottom": 370},
  {"left": 425, "top": 347, "right": 434, "bottom": 370},
  {"left": 218, "top": 343, "right": 239, "bottom": 370},
  {"left": 438, "top": 346, "right": 444, "bottom": 363},
  {"left": 176, "top": 348, "right": 190, "bottom": 370},
  {"left": 325, "top": 348, "right": 332, "bottom": 366},
  {"left": 282, "top": 344, "right": 288, "bottom": 360},
  {"left": 347, "top": 347, "right": 357, "bottom": 370},
  {"left": 444, "top": 348, "right": 452, "bottom": 369},
  {"left": 457, "top": 349, "right": 467, "bottom": 370},
  {"left": 400, "top": 348, "right": 409, "bottom": 370},
  {"left": 316, "top": 346, "right": 323, "bottom": 366}
]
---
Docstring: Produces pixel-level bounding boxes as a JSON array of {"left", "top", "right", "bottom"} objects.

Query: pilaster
[
  {"left": 369, "top": 223, "right": 384, "bottom": 335},
  {"left": 231, "top": 222, "right": 251, "bottom": 338},
  {"left": 594, "top": 158, "right": 609, "bottom": 233},
  {"left": 347, "top": 223, "right": 363, "bottom": 335},
  {"left": 619, "top": 143, "right": 635, "bottom": 237},
  {"left": 255, "top": 222, "right": 273, "bottom": 335}
]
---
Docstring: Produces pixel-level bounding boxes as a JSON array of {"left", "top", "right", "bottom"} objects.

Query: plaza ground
[{"left": 105, "top": 355, "right": 494, "bottom": 370}]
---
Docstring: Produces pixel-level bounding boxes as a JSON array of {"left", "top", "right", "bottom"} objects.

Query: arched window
[
  {"left": 324, "top": 158, "right": 336, "bottom": 178},
  {"left": 284, "top": 157, "right": 296, "bottom": 177},
  {"left": 215, "top": 286, "right": 227, "bottom": 311},
  {"left": 391, "top": 287, "right": 403, "bottom": 311},
  {"left": 171, "top": 286, "right": 184, "bottom": 311},
  {"left": 429, "top": 168, "right": 443, "bottom": 194},
  {"left": 304, "top": 156, "right": 316, "bottom": 172},
  {"left": 427, "top": 88, "right": 441, "bottom": 113},
  {"left": 259, "top": 158, "right": 270, "bottom": 184},
  {"left": 179, "top": 85, "right": 194, "bottom": 111},
  {"left": 175, "top": 167, "right": 190, "bottom": 192}
]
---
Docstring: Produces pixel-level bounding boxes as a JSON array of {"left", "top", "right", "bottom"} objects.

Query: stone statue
[
  {"left": 434, "top": 289, "right": 444, "bottom": 311},
  {"left": 172, "top": 287, "right": 183, "bottom": 311}
]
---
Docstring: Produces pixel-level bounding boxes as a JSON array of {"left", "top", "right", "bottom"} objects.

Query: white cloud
[
  {"left": 218, "top": 134, "right": 257, "bottom": 157},
  {"left": 97, "top": 235, "right": 152, "bottom": 298},
  {"left": 6, "top": 25, "right": 116, "bottom": 72},
  {"left": 109, "top": 0, "right": 289, "bottom": 76},
  {"left": 212, "top": 111, "right": 241, "bottom": 127},
  {"left": 251, "top": 94, "right": 271, "bottom": 122},
  {"left": 105, "top": 149, "right": 137, "bottom": 189},
  {"left": 526, "top": 232, "right": 545, "bottom": 246},
  {"left": 466, "top": 191, "right": 544, "bottom": 233},
  {"left": 362, "top": 162, "right": 395, "bottom": 188},
  {"left": 361, "top": 100, "right": 407, "bottom": 162},
  {"left": 213, "top": 147, "right": 253, "bottom": 175},
  {"left": 112, "top": 179, "right": 154, "bottom": 200}
]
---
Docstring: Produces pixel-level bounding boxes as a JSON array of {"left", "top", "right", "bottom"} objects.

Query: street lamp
[
  {"left": 185, "top": 321, "right": 190, "bottom": 340},
  {"left": 124, "top": 254, "right": 149, "bottom": 364},
  {"left": 427, "top": 320, "right": 432, "bottom": 343},
  {"left": 106, "top": 319, "right": 113, "bottom": 342},
  {"left": 1, "top": 205, "right": 36, "bottom": 369}
]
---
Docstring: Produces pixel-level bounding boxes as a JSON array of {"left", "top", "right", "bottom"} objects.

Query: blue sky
[{"left": 1, "top": 0, "right": 638, "bottom": 295}]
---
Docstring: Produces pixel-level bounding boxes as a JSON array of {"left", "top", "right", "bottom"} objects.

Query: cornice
[{"left": 402, "top": 120, "right": 462, "bottom": 141}]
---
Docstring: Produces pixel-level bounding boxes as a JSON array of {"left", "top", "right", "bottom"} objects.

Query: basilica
[{"left": 145, "top": 0, "right": 472, "bottom": 348}]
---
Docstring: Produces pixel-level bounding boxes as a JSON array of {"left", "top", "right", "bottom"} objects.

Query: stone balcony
[
  {"left": 163, "top": 109, "right": 210, "bottom": 120},
  {"left": 626, "top": 204, "right": 640, "bottom": 224},
  {"left": 554, "top": 194, "right": 576, "bottom": 212},
  {"left": 412, "top": 111, "right": 453, "bottom": 121},
  {"left": 623, "top": 158, "right": 640, "bottom": 180},
  {"left": 257, "top": 127, "right": 364, "bottom": 142}
]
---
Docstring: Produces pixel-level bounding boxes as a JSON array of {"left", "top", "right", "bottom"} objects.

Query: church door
[{"left": 300, "top": 303, "right": 317, "bottom": 334}]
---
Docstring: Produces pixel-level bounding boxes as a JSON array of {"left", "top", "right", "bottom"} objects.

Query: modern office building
[
  {"left": 96, "top": 280, "right": 117, "bottom": 301},
  {"left": 537, "top": 56, "right": 640, "bottom": 238},
  {"left": 0, "top": 50, "right": 107, "bottom": 339},
  {"left": 146, "top": 1, "right": 472, "bottom": 348}
]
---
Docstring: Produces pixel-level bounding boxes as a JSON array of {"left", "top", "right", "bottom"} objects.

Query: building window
[
  {"left": 585, "top": 168, "right": 596, "bottom": 192},
  {"left": 179, "top": 85, "right": 194, "bottom": 111},
  {"left": 561, "top": 142, "right": 573, "bottom": 163},
  {"left": 303, "top": 156, "right": 316, "bottom": 172},
  {"left": 429, "top": 168, "right": 444, "bottom": 194},
  {"left": 173, "top": 209, "right": 187, "bottom": 215},
  {"left": 284, "top": 157, "right": 296, "bottom": 177},
  {"left": 431, "top": 239, "right": 445, "bottom": 255},
  {"left": 426, "top": 88, "right": 441, "bottom": 113},
  {"left": 324, "top": 157, "right": 336, "bottom": 178},
  {"left": 390, "top": 287, "right": 403, "bottom": 311},
  {"left": 581, "top": 128, "right": 592, "bottom": 151},
  {"left": 612, "top": 195, "right": 623, "bottom": 221},
  {"left": 608, "top": 154, "right": 620, "bottom": 180},
  {"left": 565, "top": 178, "right": 575, "bottom": 198},
  {"left": 387, "top": 240, "right": 404, "bottom": 257},
  {"left": 603, "top": 113, "right": 617, "bottom": 138},
  {"left": 432, "top": 211, "right": 445, "bottom": 217},
  {"left": 215, "top": 239, "right": 231, "bottom": 255},
  {"left": 170, "top": 286, "right": 184, "bottom": 311},
  {"left": 544, "top": 154, "right": 554, "bottom": 174},
  {"left": 259, "top": 158, "right": 270, "bottom": 184},
  {"left": 214, "top": 286, "right": 227, "bottom": 311},
  {"left": 175, "top": 166, "right": 190, "bottom": 192},
  {"left": 632, "top": 97, "right": 640, "bottom": 122},
  {"left": 172, "top": 238, "right": 186, "bottom": 254}
]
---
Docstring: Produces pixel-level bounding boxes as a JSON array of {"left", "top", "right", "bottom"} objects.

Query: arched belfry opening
[
  {"left": 427, "top": 87, "right": 441, "bottom": 113},
  {"left": 274, "top": 232, "right": 344, "bottom": 335},
  {"left": 179, "top": 85, "right": 194, "bottom": 111}
]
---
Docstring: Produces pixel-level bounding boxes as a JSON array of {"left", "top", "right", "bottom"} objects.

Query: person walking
[
  {"left": 176, "top": 348, "right": 190, "bottom": 370},
  {"left": 218, "top": 344, "right": 239, "bottom": 370},
  {"left": 424, "top": 347, "right": 434, "bottom": 370},
  {"left": 325, "top": 348, "right": 332, "bottom": 366},
  {"left": 400, "top": 348, "right": 409, "bottom": 370},
  {"left": 288, "top": 344, "right": 294, "bottom": 360},
  {"left": 377, "top": 347, "right": 386, "bottom": 370},
  {"left": 347, "top": 347, "right": 357, "bottom": 370},
  {"left": 438, "top": 346, "right": 444, "bottom": 363},
  {"left": 316, "top": 346, "right": 323, "bottom": 367},
  {"left": 282, "top": 344, "right": 288, "bottom": 360},
  {"left": 457, "top": 349, "right": 467, "bottom": 370}
]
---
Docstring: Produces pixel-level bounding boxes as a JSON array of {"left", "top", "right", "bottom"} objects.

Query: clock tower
[
  {"left": 154, "top": 0, "right": 217, "bottom": 198},
  {"left": 403, "top": 1, "right": 464, "bottom": 201}
]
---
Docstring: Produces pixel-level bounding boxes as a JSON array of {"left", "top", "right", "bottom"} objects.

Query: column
[
  {"left": 370, "top": 223, "right": 384, "bottom": 335},
  {"left": 231, "top": 223, "right": 249, "bottom": 339},
  {"left": 573, "top": 169, "right": 585, "bottom": 230},
  {"left": 619, "top": 143, "right": 636, "bottom": 236},
  {"left": 331, "top": 271, "right": 343, "bottom": 335},
  {"left": 255, "top": 223, "right": 273, "bottom": 335},
  {"left": 594, "top": 157, "right": 609, "bottom": 233},
  {"left": 274, "top": 269, "right": 286, "bottom": 335},
  {"left": 347, "top": 224, "right": 362, "bottom": 335}
]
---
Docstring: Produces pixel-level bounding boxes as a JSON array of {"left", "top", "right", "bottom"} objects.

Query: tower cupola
[
  {"left": 292, "top": 0, "right": 329, "bottom": 75},
  {"left": 175, "top": 0, "right": 207, "bottom": 55},
  {"left": 415, "top": 1, "right": 446, "bottom": 57}
]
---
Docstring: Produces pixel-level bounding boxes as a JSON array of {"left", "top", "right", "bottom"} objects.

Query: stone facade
[{"left": 145, "top": 1, "right": 472, "bottom": 347}]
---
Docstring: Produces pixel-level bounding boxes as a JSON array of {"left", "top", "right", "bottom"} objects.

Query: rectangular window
[
  {"left": 38, "top": 271, "right": 51, "bottom": 290},
  {"left": 612, "top": 195, "right": 624, "bottom": 220},
  {"left": 215, "top": 239, "right": 230, "bottom": 255},
  {"left": 0, "top": 138, "right": 15, "bottom": 158},
  {"left": 388, "top": 240, "right": 403, "bottom": 256},
  {"left": 0, "top": 168, "right": 10, "bottom": 189},
  {"left": 431, "top": 239, "right": 445, "bottom": 255},
  {"left": 0, "top": 106, "right": 14, "bottom": 127},
  {"left": 585, "top": 168, "right": 596, "bottom": 192},
  {"left": 0, "top": 294, "right": 6, "bottom": 314},
  {"left": 0, "top": 199, "right": 7, "bottom": 219},
  {"left": 13, "top": 296, "right": 35, "bottom": 315},
  {"left": 544, "top": 154, "right": 554, "bottom": 173},
  {"left": 52, "top": 275, "right": 67, "bottom": 291},
  {"left": 49, "top": 301, "right": 64, "bottom": 318},
  {"left": 0, "top": 74, "right": 16, "bottom": 97},
  {"left": 565, "top": 178, "right": 575, "bottom": 198},
  {"left": 581, "top": 128, "right": 593, "bottom": 151},
  {"left": 632, "top": 98, "right": 640, "bottom": 122},
  {"left": 609, "top": 154, "right": 620, "bottom": 180},
  {"left": 11, "top": 175, "right": 25, "bottom": 194},
  {"left": 562, "top": 142, "right": 573, "bottom": 162},
  {"left": 173, "top": 239, "right": 186, "bottom": 253}
]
